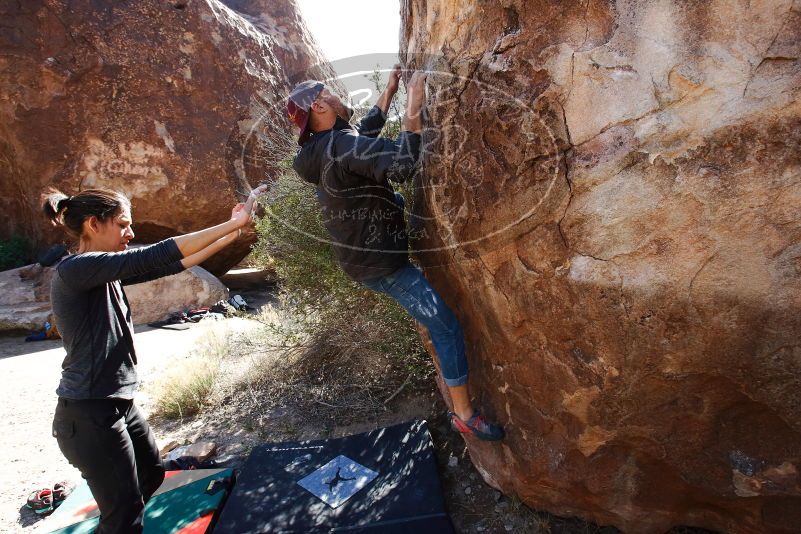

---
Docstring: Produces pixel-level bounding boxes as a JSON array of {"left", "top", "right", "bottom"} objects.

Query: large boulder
[
  {"left": 0, "top": 0, "right": 328, "bottom": 275},
  {"left": 123, "top": 265, "right": 229, "bottom": 325},
  {"left": 221, "top": 0, "right": 334, "bottom": 83},
  {"left": 0, "top": 264, "right": 55, "bottom": 332},
  {"left": 401, "top": 1, "right": 801, "bottom": 533},
  {"left": 0, "top": 262, "right": 228, "bottom": 330}
]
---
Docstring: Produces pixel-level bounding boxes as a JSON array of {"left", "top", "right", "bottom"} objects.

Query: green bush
[
  {"left": 248, "top": 69, "right": 432, "bottom": 419},
  {"left": 0, "top": 236, "right": 32, "bottom": 271},
  {"left": 251, "top": 176, "right": 430, "bottom": 422},
  {"left": 251, "top": 160, "right": 426, "bottom": 365}
]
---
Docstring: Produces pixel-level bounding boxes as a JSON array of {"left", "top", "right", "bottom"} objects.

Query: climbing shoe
[{"left": 448, "top": 410, "right": 505, "bottom": 441}]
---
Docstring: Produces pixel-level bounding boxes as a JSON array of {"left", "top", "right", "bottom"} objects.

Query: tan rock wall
[
  {"left": 401, "top": 0, "right": 801, "bottom": 532},
  {"left": 0, "top": 262, "right": 227, "bottom": 331},
  {"left": 0, "top": 0, "right": 326, "bottom": 274}
]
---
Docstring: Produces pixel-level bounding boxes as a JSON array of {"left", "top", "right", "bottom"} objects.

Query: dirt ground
[{"left": 0, "top": 290, "right": 718, "bottom": 534}]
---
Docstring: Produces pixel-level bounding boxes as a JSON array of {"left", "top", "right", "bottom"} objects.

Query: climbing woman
[{"left": 43, "top": 187, "right": 252, "bottom": 533}]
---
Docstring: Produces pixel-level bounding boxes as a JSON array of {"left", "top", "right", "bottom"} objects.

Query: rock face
[
  {"left": 0, "top": 262, "right": 227, "bottom": 330},
  {"left": 401, "top": 1, "right": 801, "bottom": 533},
  {"left": 0, "top": 264, "right": 55, "bottom": 332},
  {"left": 123, "top": 265, "right": 229, "bottom": 325},
  {"left": 0, "top": 0, "right": 328, "bottom": 275},
  {"left": 221, "top": 0, "right": 333, "bottom": 84}
]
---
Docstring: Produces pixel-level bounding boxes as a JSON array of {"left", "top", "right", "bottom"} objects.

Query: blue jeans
[{"left": 362, "top": 264, "right": 469, "bottom": 387}]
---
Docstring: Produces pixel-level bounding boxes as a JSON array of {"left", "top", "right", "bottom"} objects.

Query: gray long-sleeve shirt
[{"left": 50, "top": 239, "right": 185, "bottom": 399}]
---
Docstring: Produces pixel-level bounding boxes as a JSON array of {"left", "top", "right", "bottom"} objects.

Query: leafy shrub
[
  {"left": 251, "top": 161, "right": 427, "bottom": 366},
  {"left": 248, "top": 167, "right": 431, "bottom": 422},
  {"left": 0, "top": 236, "right": 32, "bottom": 271},
  {"left": 247, "top": 69, "right": 433, "bottom": 420}
]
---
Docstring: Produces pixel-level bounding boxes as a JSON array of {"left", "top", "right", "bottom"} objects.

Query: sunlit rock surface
[
  {"left": 0, "top": 262, "right": 226, "bottom": 329},
  {"left": 0, "top": 0, "right": 329, "bottom": 274},
  {"left": 401, "top": 1, "right": 801, "bottom": 532}
]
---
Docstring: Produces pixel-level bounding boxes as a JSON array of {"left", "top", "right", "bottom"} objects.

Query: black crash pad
[{"left": 214, "top": 420, "right": 454, "bottom": 533}]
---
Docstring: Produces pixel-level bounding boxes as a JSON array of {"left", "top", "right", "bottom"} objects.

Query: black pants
[{"left": 52, "top": 397, "right": 165, "bottom": 534}]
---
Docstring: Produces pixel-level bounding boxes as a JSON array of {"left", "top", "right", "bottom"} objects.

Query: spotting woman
[{"left": 42, "top": 187, "right": 252, "bottom": 533}]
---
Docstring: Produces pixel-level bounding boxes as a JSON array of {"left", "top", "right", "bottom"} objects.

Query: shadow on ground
[{"left": 0, "top": 334, "right": 62, "bottom": 361}]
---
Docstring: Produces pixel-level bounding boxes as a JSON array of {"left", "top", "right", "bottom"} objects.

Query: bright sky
[
  {"left": 296, "top": 0, "right": 403, "bottom": 110},
  {"left": 296, "top": 0, "right": 401, "bottom": 62}
]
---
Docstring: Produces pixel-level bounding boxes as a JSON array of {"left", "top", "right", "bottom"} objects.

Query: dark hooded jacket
[{"left": 292, "top": 105, "right": 421, "bottom": 282}]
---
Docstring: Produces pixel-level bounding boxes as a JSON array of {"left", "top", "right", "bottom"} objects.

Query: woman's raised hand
[{"left": 230, "top": 202, "right": 251, "bottom": 228}]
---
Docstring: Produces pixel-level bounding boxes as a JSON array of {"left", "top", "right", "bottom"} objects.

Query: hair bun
[{"left": 41, "top": 188, "right": 72, "bottom": 226}]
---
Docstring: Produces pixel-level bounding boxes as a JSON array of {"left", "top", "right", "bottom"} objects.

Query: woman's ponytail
[{"left": 42, "top": 189, "right": 70, "bottom": 226}]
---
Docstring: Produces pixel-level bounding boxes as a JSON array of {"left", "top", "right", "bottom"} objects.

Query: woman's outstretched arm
[
  {"left": 179, "top": 230, "right": 240, "bottom": 269},
  {"left": 121, "top": 230, "right": 242, "bottom": 286},
  {"left": 172, "top": 203, "right": 251, "bottom": 258},
  {"left": 60, "top": 204, "right": 255, "bottom": 290}
]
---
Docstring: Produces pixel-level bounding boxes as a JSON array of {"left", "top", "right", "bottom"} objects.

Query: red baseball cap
[{"left": 287, "top": 80, "right": 325, "bottom": 146}]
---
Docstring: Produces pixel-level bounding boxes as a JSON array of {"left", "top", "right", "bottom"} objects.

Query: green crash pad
[{"left": 43, "top": 468, "right": 233, "bottom": 534}]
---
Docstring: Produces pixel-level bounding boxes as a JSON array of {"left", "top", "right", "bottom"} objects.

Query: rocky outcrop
[
  {"left": 401, "top": 1, "right": 801, "bottom": 532},
  {"left": 0, "top": 0, "right": 327, "bottom": 275},
  {"left": 219, "top": 267, "right": 276, "bottom": 290},
  {"left": 0, "top": 262, "right": 227, "bottom": 330},
  {"left": 0, "top": 264, "right": 55, "bottom": 332},
  {"left": 221, "top": 0, "right": 334, "bottom": 84},
  {"left": 123, "top": 265, "right": 229, "bottom": 325}
]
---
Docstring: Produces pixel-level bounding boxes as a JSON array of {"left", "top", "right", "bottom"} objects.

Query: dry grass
[
  {"left": 219, "top": 305, "right": 435, "bottom": 429},
  {"left": 149, "top": 297, "right": 434, "bottom": 434},
  {"left": 153, "top": 331, "right": 228, "bottom": 419}
]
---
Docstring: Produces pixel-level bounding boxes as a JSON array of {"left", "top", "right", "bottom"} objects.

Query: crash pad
[
  {"left": 43, "top": 468, "right": 233, "bottom": 534},
  {"left": 214, "top": 420, "right": 453, "bottom": 533}
]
